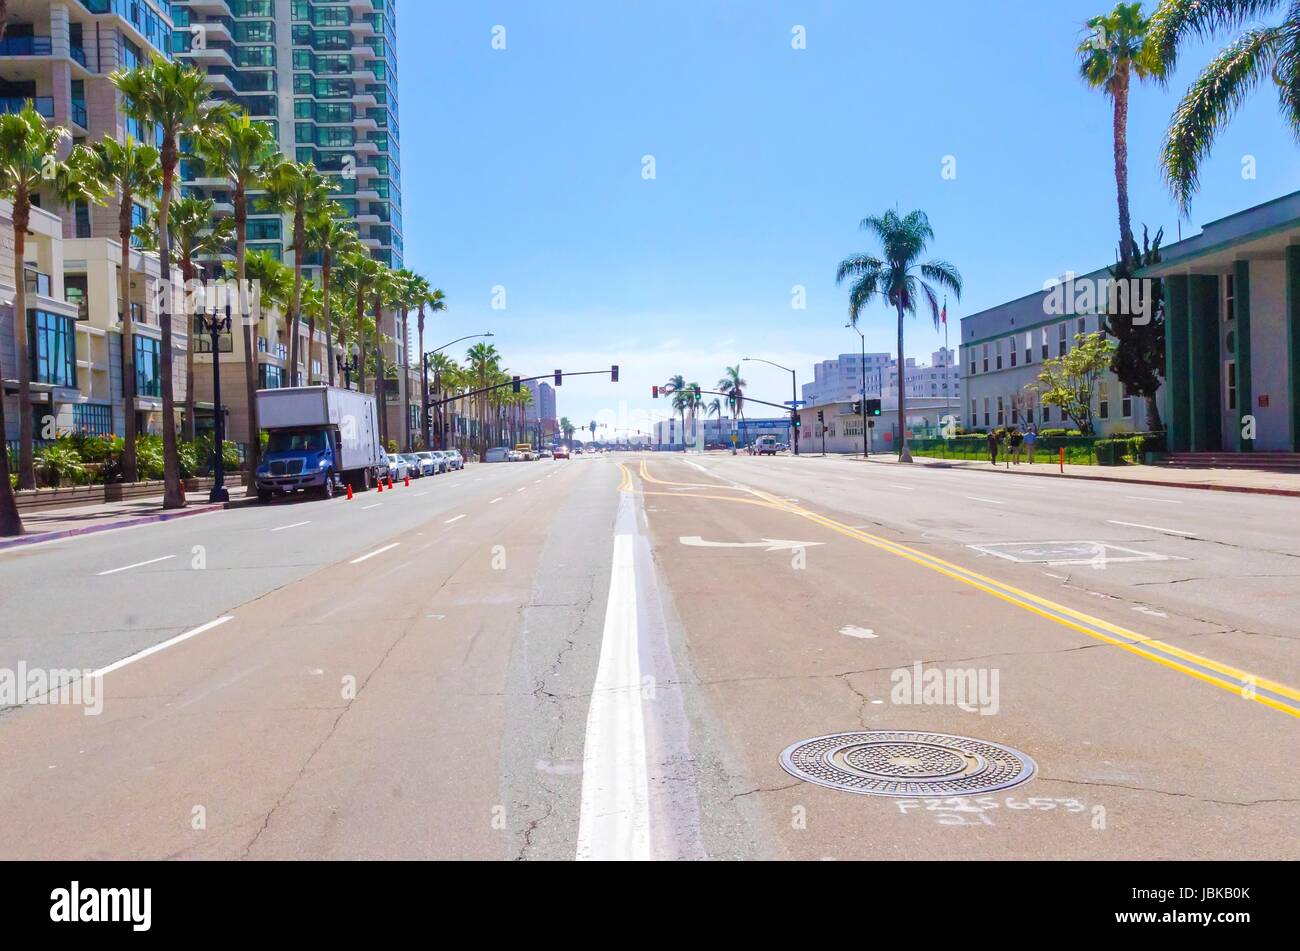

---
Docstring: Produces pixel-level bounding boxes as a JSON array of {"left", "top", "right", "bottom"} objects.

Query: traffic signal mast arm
[{"left": 431, "top": 367, "right": 619, "bottom": 408}]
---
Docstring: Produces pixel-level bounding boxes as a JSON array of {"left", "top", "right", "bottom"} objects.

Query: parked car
[
  {"left": 412, "top": 451, "right": 440, "bottom": 476},
  {"left": 485, "top": 447, "right": 513, "bottom": 463},
  {"left": 553, "top": 447, "right": 570, "bottom": 460},
  {"left": 444, "top": 449, "right": 465, "bottom": 470},
  {"left": 385, "top": 453, "right": 412, "bottom": 480},
  {"left": 538, "top": 450, "right": 553, "bottom": 460}
]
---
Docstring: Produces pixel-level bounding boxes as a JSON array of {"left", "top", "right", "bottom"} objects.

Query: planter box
[{"left": 17, "top": 478, "right": 217, "bottom": 512}]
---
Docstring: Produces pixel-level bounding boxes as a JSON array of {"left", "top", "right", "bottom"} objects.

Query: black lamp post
[
  {"left": 337, "top": 350, "right": 359, "bottom": 391},
  {"left": 421, "top": 332, "right": 493, "bottom": 450},
  {"left": 199, "top": 300, "right": 233, "bottom": 504},
  {"left": 743, "top": 357, "right": 800, "bottom": 456}
]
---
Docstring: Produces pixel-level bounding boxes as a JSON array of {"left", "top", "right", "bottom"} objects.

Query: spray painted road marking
[
  {"left": 271, "top": 521, "right": 311, "bottom": 533},
  {"left": 841, "top": 625, "right": 878, "bottom": 640},
  {"left": 93, "top": 616, "right": 234, "bottom": 678},
  {"left": 350, "top": 543, "right": 400, "bottom": 564},
  {"left": 97, "top": 555, "right": 175, "bottom": 577},
  {"left": 1108, "top": 520, "right": 1197, "bottom": 537},
  {"left": 577, "top": 508, "right": 651, "bottom": 861}
]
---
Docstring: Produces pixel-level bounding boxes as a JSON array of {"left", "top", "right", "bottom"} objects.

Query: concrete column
[
  {"left": 1233, "top": 259, "right": 1253, "bottom": 452},
  {"left": 1163, "top": 275, "right": 1191, "bottom": 452},
  {"left": 1287, "top": 246, "right": 1300, "bottom": 452},
  {"left": 1188, "top": 274, "right": 1221, "bottom": 452}
]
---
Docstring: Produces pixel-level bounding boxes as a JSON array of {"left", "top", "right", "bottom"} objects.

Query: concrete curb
[
  {"left": 0, "top": 496, "right": 259, "bottom": 552},
  {"left": 851, "top": 456, "right": 1300, "bottom": 498}
]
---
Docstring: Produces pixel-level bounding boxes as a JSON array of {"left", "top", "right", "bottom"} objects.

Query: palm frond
[{"left": 1148, "top": 0, "right": 1284, "bottom": 71}]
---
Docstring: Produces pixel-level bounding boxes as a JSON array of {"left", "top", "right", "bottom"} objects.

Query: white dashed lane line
[
  {"left": 351, "top": 543, "right": 401, "bottom": 564},
  {"left": 97, "top": 555, "right": 176, "bottom": 577}
]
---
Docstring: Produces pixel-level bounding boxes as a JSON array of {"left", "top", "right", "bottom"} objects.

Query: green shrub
[
  {"left": 135, "top": 435, "right": 166, "bottom": 481},
  {"left": 35, "top": 443, "right": 88, "bottom": 487}
]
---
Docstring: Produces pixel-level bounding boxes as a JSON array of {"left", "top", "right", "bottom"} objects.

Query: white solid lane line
[
  {"left": 98, "top": 555, "right": 175, "bottom": 577},
  {"left": 1108, "top": 519, "right": 1198, "bottom": 537},
  {"left": 271, "top": 521, "right": 311, "bottom": 533},
  {"left": 445, "top": 515, "right": 467, "bottom": 524},
  {"left": 92, "top": 616, "right": 234, "bottom": 679},
  {"left": 361, "top": 503, "right": 382, "bottom": 511},
  {"left": 1125, "top": 496, "right": 1184, "bottom": 505},
  {"left": 350, "top": 542, "right": 401, "bottom": 564},
  {"left": 966, "top": 496, "right": 1007, "bottom": 505},
  {"left": 577, "top": 529, "right": 650, "bottom": 861},
  {"left": 888, "top": 484, "right": 914, "bottom": 491}
]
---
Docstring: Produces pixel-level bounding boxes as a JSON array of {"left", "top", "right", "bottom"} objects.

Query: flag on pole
[{"left": 941, "top": 297, "right": 948, "bottom": 325}]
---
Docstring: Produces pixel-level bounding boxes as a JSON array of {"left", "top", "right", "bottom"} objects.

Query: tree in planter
[
  {"left": 196, "top": 114, "right": 279, "bottom": 485},
  {"left": 152, "top": 197, "right": 235, "bottom": 442},
  {"left": 0, "top": 105, "right": 104, "bottom": 505},
  {"left": 1031, "top": 332, "right": 1118, "bottom": 435},
  {"left": 87, "top": 136, "right": 160, "bottom": 484},
  {"left": 1105, "top": 225, "right": 1165, "bottom": 431}
]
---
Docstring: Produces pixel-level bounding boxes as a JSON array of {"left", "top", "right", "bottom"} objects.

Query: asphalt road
[{"left": 0, "top": 452, "right": 1295, "bottom": 859}]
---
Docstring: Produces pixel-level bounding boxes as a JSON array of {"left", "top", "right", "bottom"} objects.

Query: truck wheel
[
  {"left": 322, "top": 475, "right": 336, "bottom": 499},
  {"left": 257, "top": 490, "right": 274, "bottom": 504}
]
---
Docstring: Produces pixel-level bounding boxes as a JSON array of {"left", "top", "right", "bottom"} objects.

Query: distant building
[
  {"left": 797, "top": 398, "right": 954, "bottom": 455},
  {"left": 802, "top": 352, "right": 892, "bottom": 406},
  {"left": 802, "top": 350, "right": 960, "bottom": 408}
]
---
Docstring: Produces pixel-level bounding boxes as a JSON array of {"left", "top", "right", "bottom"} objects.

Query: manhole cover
[{"left": 780, "top": 731, "right": 1036, "bottom": 797}]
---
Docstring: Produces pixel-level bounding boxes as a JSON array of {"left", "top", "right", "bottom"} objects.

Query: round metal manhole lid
[{"left": 780, "top": 731, "right": 1036, "bottom": 798}]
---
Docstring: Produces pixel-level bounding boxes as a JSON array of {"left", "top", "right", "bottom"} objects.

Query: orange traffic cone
[
  {"left": 388, "top": 476, "right": 394, "bottom": 491},
  {"left": 404, "top": 475, "right": 410, "bottom": 488},
  {"left": 378, "top": 481, "right": 383, "bottom": 493},
  {"left": 346, "top": 484, "right": 354, "bottom": 501}
]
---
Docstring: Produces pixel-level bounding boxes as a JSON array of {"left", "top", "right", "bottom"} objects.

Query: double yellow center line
[{"left": 622, "top": 460, "right": 1300, "bottom": 719}]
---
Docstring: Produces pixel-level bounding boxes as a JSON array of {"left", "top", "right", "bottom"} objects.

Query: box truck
[{"left": 254, "top": 387, "right": 387, "bottom": 502}]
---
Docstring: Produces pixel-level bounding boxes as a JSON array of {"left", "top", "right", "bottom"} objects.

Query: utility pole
[{"left": 847, "top": 323, "right": 869, "bottom": 458}]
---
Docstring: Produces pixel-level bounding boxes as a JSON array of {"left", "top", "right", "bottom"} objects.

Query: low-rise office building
[{"left": 796, "top": 397, "right": 954, "bottom": 455}]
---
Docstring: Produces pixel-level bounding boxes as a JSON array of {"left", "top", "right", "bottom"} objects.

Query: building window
[
  {"left": 1058, "top": 323, "right": 1069, "bottom": 356},
  {"left": 982, "top": 344, "right": 989, "bottom": 373},
  {"left": 1024, "top": 333, "right": 1032, "bottom": 365},
  {"left": 997, "top": 396, "right": 1004, "bottom": 426},
  {"left": 1225, "top": 273, "right": 1236, "bottom": 322},
  {"left": 1041, "top": 328, "right": 1049, "bottom": 360},
  {"left": 983, "top": 397, "right": 990, "bottom": 427},
  {"left": 1225, "top": 361, "right": 1237, "bottom": 412},
  {"left": 1122, "top": 386, "right": 1134, "bottom": 419},
  {"left": 1077, "top": 316, "right": 1087, "bottom": 337},
  {"left": 134, "top": 336, "right": 161, "bottom": 397},
  {"left": 30, "top": 310, "right": 77, "bottom": 388},
  {"left": 1099, "top": 382, "right": 1110, "bottom": 420},
  {"left": 970, "top": 399, "right": 977, "bottom": 428},
  {"left": 260, "top": 364, "right": 285, "bottom": 389},
  {"left": 1042, "top": 405, "right": 1051, "bottom": 423},
  {"left": 1010, "top": 346, "right": 1017, "bottom": 368},
  {"left": 996, "top": 341, "right": 1003, "bottom": 371},
  {"left": 73, "top": 403, "right": 113, "bottom": 436}
]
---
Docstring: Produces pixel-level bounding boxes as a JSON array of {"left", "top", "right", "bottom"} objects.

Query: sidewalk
[
  {"left": 851, "top": 453, "right": 1300, "bottom": 498},
  {"left": 0, "top": 485, "right": 255, "bottom": 551}
]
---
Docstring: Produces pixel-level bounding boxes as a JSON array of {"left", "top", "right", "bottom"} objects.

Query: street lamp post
[
  {"left": 422, "top": 332, "right": 494, "bottom": 451},
  {"left": 337, "top": 350, "right": 358, "bottom": 391},
  {"left": 846, "top": 324, "right": 869, "bottom": 459},
  {"left": 199, "top": 300, "right": 233, "bottom": 504},
  {"left": 742, "top": 357, "right": 800, "bottom": 456}
]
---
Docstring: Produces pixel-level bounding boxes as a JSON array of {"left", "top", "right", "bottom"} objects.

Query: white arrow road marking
[
  {"left": 1133, "top": 606, "right": 1169, "bottom": 618},
  {"left": 577, "top": 530, "right": 650, "bottom": 861},
  {"left": 840, "top": 625, "right": 878, "bottom": 640},
  {"left": 678, "top": 537, "right": 825, "bottom": 553}
]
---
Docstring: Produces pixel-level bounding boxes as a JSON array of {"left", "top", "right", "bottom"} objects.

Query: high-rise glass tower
[{"left": 172, "top": 0, "right": 403, "bottom": 272}]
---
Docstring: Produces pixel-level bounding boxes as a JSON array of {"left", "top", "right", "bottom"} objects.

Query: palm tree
[
  {"left": 307, "top": 207, "right": 362, "bottom": 387},
  {"left": 114, "top": 58, "right": 235, "bottom": 509},
  {"left": 837, "top": 209, "right": 962, "bottom": 463},
  {"left": 390, "top": 268, "right": 421, "bottom": 450},
  {"left": 1079, "top": 3, "right": 1164, "bottom": 259},
  {"left": 158, "top": 196, "right": 234, "bottom": 441},
  {"left": 1149, "top": 0, "right": 1300, "bottom": 211},
  {"left": 336, "top": 251, "right": 377, "bottom": 391},
  {"left": 466, "top": 342, "right": 501, "bottom": 459},
  {"left": 87, "top": 136, "right": 160, "bottom": 483},
  {"left": 0, "top": 3, "right": 8, "bottom": 43},
  {"left": 0, "top": 104, "right": 104, "bottom": 498},
  {"left": 263, "top": 160, "right": 334, "bottom": 380},
  {"left": 428, "top": 350, "right": 458, "bottom": 448},
  {"left": 719, "top": 365, "right": 747, "bottom": 446},
  {"left": 369, "top": 266, "right": 402, "bottom": 449},
  {"left": 560, "top": 416, "right": 575, "bottom": 448},
  {"left": 415, "top": 283, "right": 447, "bottom": 448},
  {"left": 197, "top": 113, "right": 279, "bottom": 483}
]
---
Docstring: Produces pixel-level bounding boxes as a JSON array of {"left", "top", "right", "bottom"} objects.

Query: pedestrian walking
[
  {"left": 987, "top": 429, "right": 999, "bottom": 466},
  {"left": 1010, "top": 427, "right": 1024, "bottom": 465},
  {"left": 1024, "top": 427, "right": 1038, "bottom": 464}
]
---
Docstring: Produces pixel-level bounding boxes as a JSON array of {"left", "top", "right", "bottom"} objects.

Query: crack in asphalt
[
  {"left": 1037, "top": 776, "right": 1300, "bottom": 808},
  {"left": 730, "top": 781, "right": 802, "bottom": 801}
]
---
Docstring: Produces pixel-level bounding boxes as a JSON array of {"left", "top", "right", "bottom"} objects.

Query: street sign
[{"left": 784, "top": 400, "right": 806, "bottom": 407}]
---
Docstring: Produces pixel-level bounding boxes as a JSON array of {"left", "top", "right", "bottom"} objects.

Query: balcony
[
  {"left": 71, "top": 100, "right": 88, "bottom": 128},
  {"left": 24, "top": 269, "right": 52, "bottom": 297},
  {"left": 0, "top": 97, "right": 54, "bottom": 118},
  {"left": 0, "top": 35, "right": 54, "bottom": 56}
]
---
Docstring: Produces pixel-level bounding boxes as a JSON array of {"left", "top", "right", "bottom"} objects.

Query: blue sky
[{"left": 396, "top": 0, "right": 1300, "bottom": 436}]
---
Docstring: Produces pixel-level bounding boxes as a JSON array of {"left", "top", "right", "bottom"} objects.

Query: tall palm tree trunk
[
  {"left": 896, "top": 300, "right": 912, "bottom": 464},
  {"left": 324, "top": 255, "right": 336, "bottom": 387},
  {"left": 11, "top": 192, "right": 36, "bottom": 490},
  {"left": 1113, "top": 72, "right": 1134, "bottom": 260},
  {"left": 117, "top": 192, "right": 138, "bottom": 483},
  {"left": 417, "top": 304, "right": 427, "bottom": 449},
  {"left": 181, "top": 254, "right": 196, "bottom": 443},
  {"left": 156, "top": 154, "right": 185, "bottom": 509},
  {"left": 235, "top": 190, "right": 260, "bottom": 488},
  {"left": 288, "top": 211, "right": 304, "bottom": 380},
  {"left": 401, "top": 307, "right": 411, "bottom": 451}
]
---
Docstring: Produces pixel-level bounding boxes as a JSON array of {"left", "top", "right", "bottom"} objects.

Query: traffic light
[
  {"left": 852, "top": 400, "right": 862, "bottom": 416},
  {"left": 793, "top": 416, "right": 802, "bottom": 429},
  {"left": 652, "top": 385, "right": 660, "bottom": 399},
  {"left": 611, "top": 365, "right": 620, "bottom": 383},
  {"left": 512, "top": 376, "right": 521, "bottom": 394},
  {"left": 693, "top": 386, "right": 702, "bottom": 399},
  {"left": 817, "top": 410, "right": 825, "bottom": 423},
  {"left": 866, "top": 398, "right": 883, "bottom": 417},
  {"left": 554, "top": 370, "right": 563, "bottom": 387}
]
